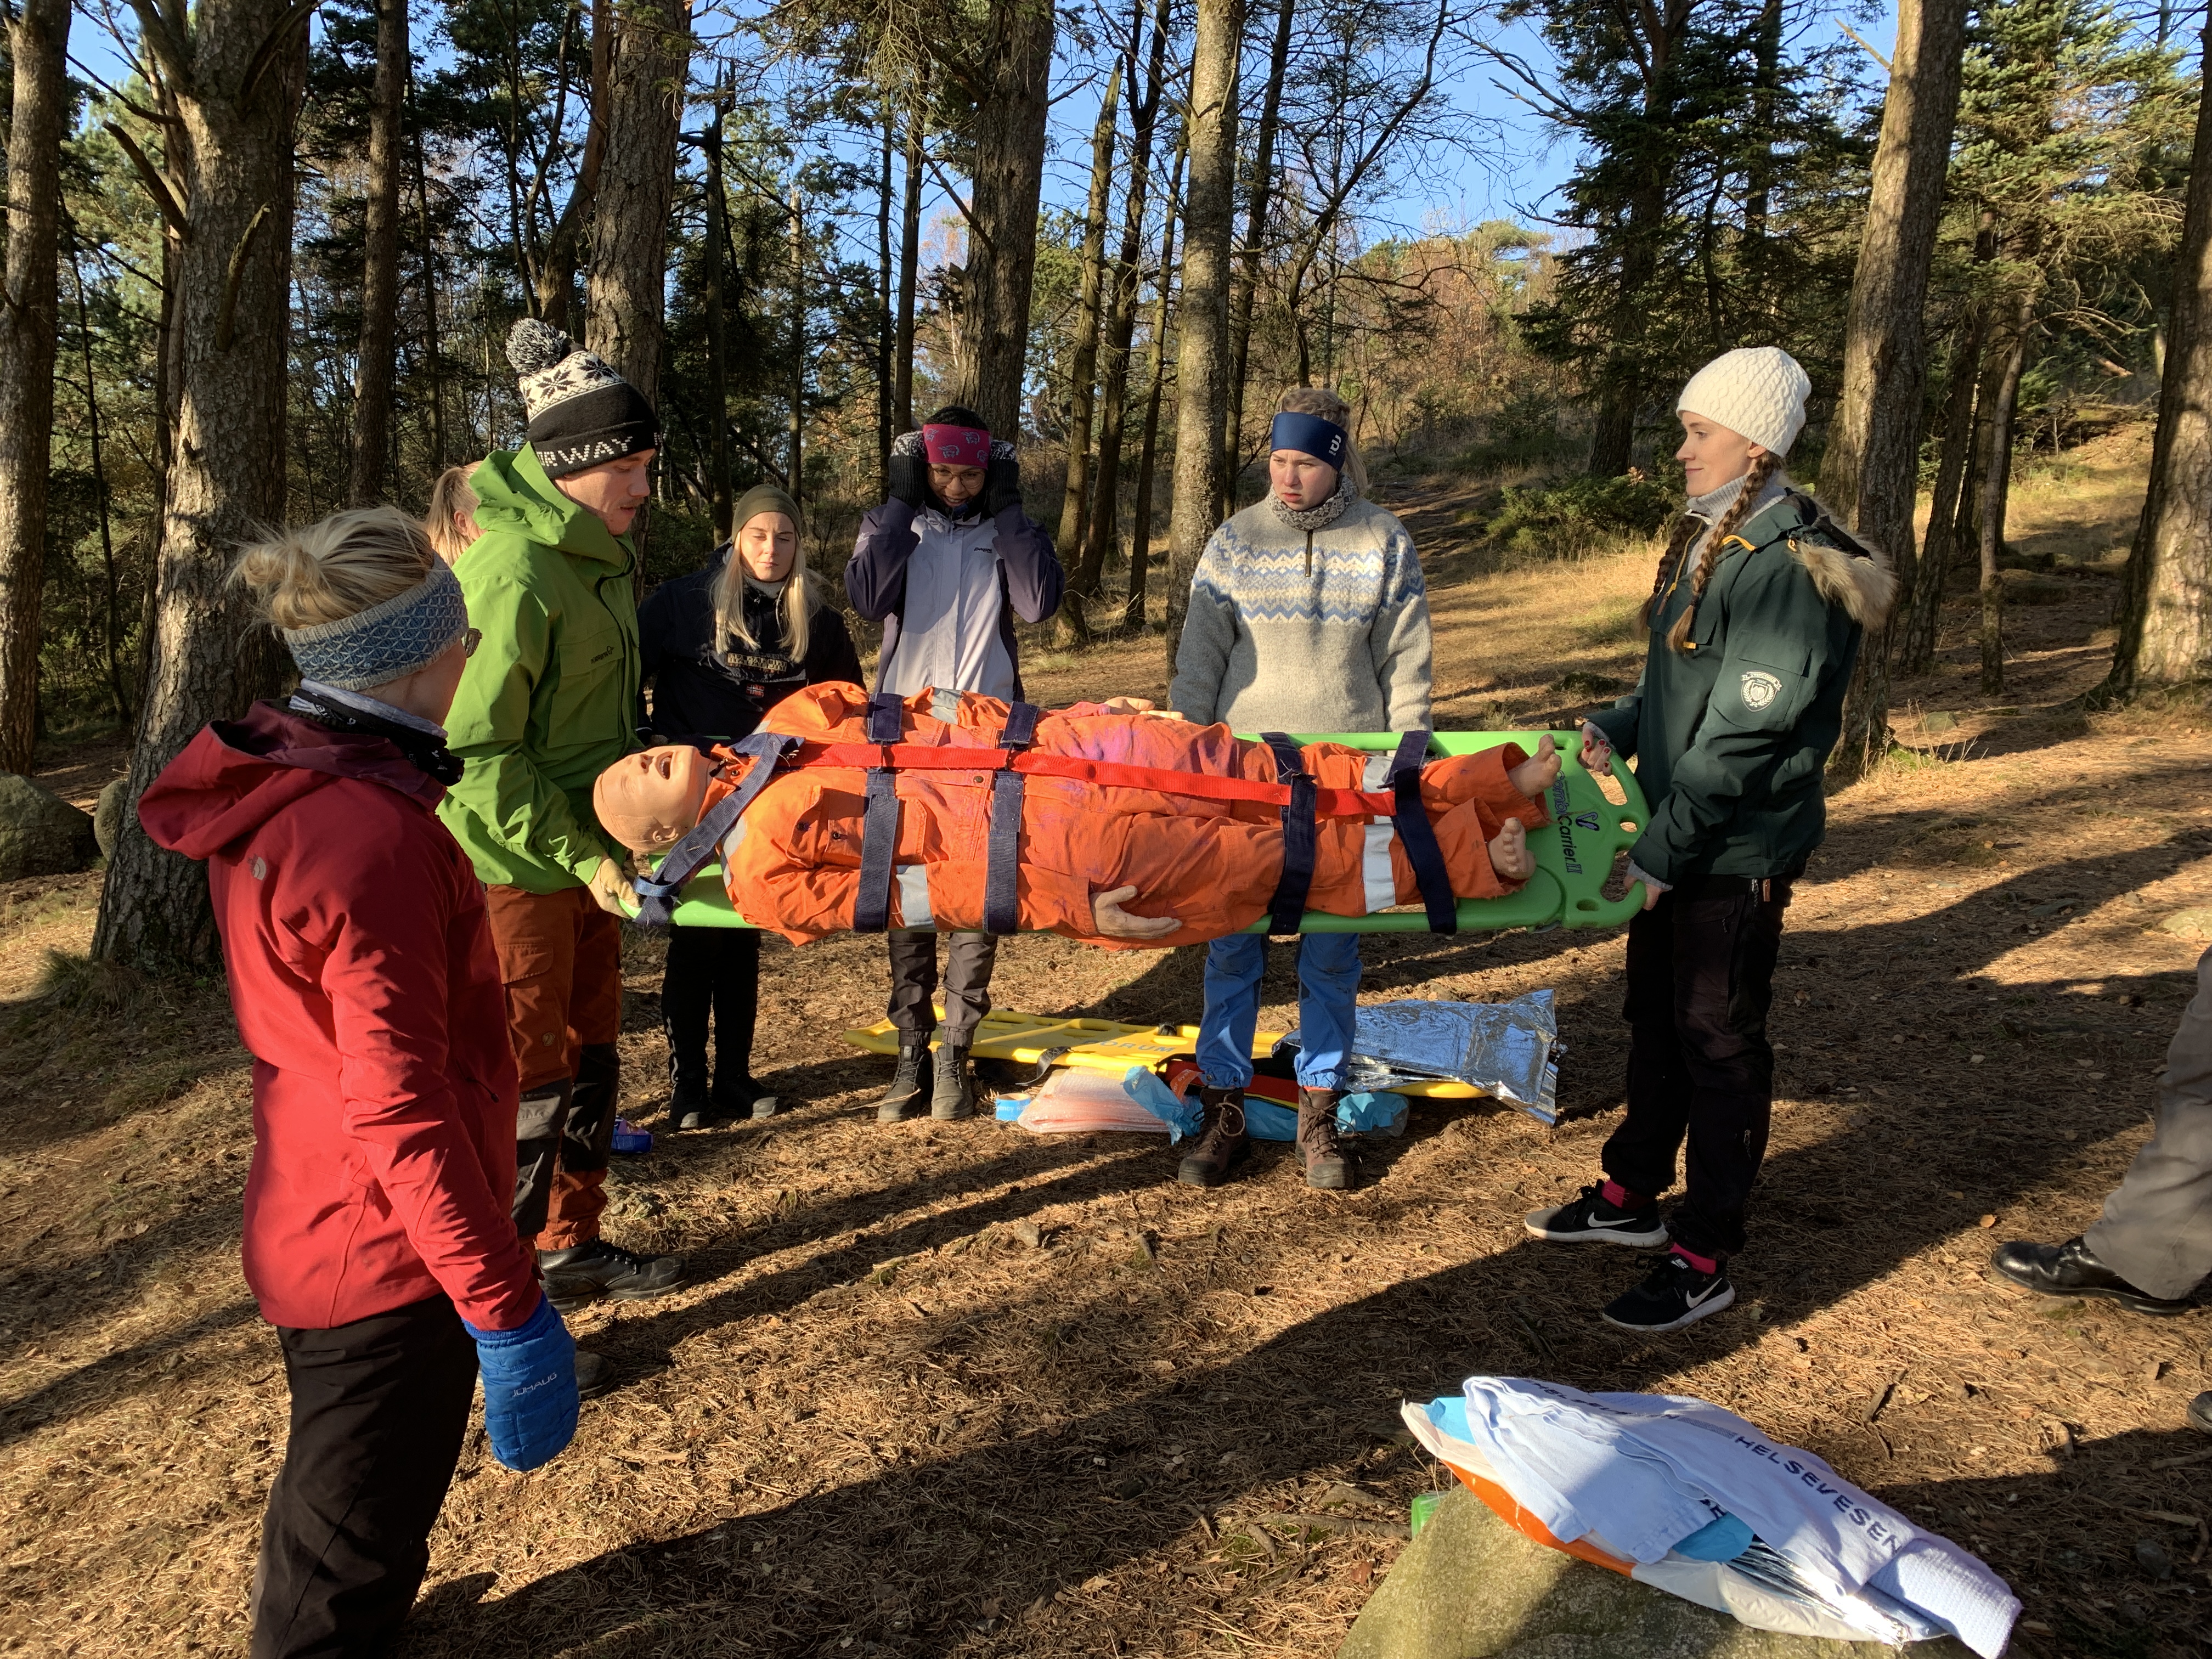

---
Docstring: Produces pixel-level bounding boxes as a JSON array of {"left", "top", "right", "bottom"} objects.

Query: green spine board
[{"left": 658, "top": 730, "right": 1649, "bottom": 933}]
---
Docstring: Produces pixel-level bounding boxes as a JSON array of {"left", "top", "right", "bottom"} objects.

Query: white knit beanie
[{"left": 1677, "top": 347, "right": 1812, "bottom": 456}]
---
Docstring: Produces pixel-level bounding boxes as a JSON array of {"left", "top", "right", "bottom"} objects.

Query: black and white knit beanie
[{"left": 507, "top": 318, "right": 661, "bottom": 478}]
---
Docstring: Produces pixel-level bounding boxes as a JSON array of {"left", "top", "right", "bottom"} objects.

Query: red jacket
[{"left": 138, "top": 704, "right": 538, "bottom": 1332}]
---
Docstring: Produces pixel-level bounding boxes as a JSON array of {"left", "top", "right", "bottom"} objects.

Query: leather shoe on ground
[
  {"left": 1178, "top": 1087, "right": 1250, "bottom": 1187},
  {"left": 877, "top": 1044, "right": 929, "bottom": 1123},
  {"left": 2189, "top": 1392, "right": 2212, "bottom": 1437},
  {"left": 575, "top": 1348, "right": 616, "bottom": 1400},
  {"left": 538, "top": 1239, "right": 685, "bottom": 1312},
  {"left": 1987, "top": 1237, "right": 2190, "bottom": 1316}
]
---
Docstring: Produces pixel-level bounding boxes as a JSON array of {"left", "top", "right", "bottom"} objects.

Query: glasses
[{"left": 462, "top": 628, "right": 482, "bottom": 658}]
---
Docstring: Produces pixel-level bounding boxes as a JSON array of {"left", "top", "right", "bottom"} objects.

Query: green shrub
[{"left": 1484, "top": 473, "right": 1675, "bottom": 560}]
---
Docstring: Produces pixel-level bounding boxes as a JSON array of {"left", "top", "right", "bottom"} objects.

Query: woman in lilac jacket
[{"left": 842, "top": 404, "right": 1064, "bottom": 1125}]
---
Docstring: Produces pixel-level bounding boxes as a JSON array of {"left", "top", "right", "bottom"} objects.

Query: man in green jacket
[{"left": 441, "top": 319, "right": 682, "bottom": 1314}]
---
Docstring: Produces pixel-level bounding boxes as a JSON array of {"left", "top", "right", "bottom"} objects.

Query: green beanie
[{"left": 732, "top": 484, "right": 804, "bottom": 539}]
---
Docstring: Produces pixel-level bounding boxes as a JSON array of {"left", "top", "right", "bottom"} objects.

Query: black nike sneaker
[
  {"left": 1526, "top": 1183, "right": 1669, "bottom": 1248},
  {"left": 1602, "top": 1252, "right": 1736, "bottom": 1333}
]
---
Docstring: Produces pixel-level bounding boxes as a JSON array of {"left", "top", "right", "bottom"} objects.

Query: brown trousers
[{"left": 484, "top": 884, "right": 623, "bottom": 1250}]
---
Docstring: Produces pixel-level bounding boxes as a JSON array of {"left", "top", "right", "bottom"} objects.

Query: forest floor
[{"left": 2, "top": 423, "right": 2209, "bottom": 1659}]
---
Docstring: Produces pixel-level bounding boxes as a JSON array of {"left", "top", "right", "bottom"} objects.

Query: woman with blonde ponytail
[{"left": 1526, "top": 346, "right": 1896, "bottom": 1336}]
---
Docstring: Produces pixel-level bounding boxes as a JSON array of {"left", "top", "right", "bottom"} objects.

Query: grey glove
[{"left": 887, "top": 452, "right": 928, "bottom": 511}]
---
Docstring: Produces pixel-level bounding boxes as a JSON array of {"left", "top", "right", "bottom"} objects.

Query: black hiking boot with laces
[
  {"left": 1178, "top": 1086, "right": 1251, "bottom": 1187},
  {"left": 538, "top": 1239, "right": 686, "bottom": 1312},
  {"left": 877, "top": 1043, "right": 929, "bottom": 1123},
  {"left": 930, "top": 1043, "right": 979, "bottom": 1120},
  {"left": 1296, "top": 1087, "right": 1355, "bottom": 1191}
]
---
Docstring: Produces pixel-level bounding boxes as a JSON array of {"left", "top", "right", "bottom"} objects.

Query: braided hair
[{"left": 1658, "top": 452, "right": 1781, "bottom": 655}]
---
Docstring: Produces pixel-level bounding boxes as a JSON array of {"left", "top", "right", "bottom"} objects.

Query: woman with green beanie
[{"left": 637, "top": 483, "right": 862, "bottom": 1128}]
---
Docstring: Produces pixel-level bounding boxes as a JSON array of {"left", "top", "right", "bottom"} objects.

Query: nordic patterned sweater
[{"left": 1169, "top": 494, "right": 1434, "bottom": 736}]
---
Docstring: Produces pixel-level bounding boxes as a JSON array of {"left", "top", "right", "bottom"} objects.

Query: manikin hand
[
  {"left": 1092, "top": 884, "right": 1179, "bottom": 939},
  {"left": 1098, "top": 696, "right": 1187, "bottom": 720},
  {"left": 586, "top": 856, "right": 636, "bottom": 917},
  {"left": 1487, "top": 819, "right": 1536, "bottom": 884},
  {"left": 1508, "top": 733, "right": 1561, "bottom": 799},
  {"left": 1578, "top": 721, "right": 1615, "bottom": 776}
]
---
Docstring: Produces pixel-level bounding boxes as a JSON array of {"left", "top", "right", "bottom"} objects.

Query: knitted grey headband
[{"left": 280, "top": 560, "right": 470, "bottom": 692}]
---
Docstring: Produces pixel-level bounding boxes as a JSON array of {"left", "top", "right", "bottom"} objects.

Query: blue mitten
[{"left": 464, "top": 1294, "right": 579, "bottom": 1471}]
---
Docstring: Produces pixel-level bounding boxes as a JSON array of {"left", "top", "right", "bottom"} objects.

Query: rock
[
  {"left": 2133, "top": 1537, "right": 2172, "bottom": 1582},
  {"left": 1922, "top": 711, "right": 1959, "bottom": 734},
  {"left": 1010, "top": 1219, "right": 1043, "bottom": 1249},
  {"left": 0, "top": 773, "right": 99, "bottom": 881},
  {"left": 94, "top": 776, "right": 128, "bottom": 859},
  {"left": 1336, "top": 1487, "right": 1978, "bottom": 1658},
  {"left": 2157, "top": 908, "right": 2212, "bottom": 943}
]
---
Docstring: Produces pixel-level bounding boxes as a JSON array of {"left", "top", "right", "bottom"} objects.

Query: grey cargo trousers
[{"left": 2087, "top": 947, "right": 2212, "bottom": 1301}]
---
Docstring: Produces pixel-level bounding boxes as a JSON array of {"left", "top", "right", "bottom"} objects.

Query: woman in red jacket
[{"left": 139, "top": 506, "right": 582, "bottom": 1659}]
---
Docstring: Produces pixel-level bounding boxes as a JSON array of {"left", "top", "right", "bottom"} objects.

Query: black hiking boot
[
  {"left": 1602, "top": 1251, "right": 1736, "bottom": 1333},
  {"left": 538, "top": 1239, "right": 686, "bottom": 1312},
  {"left": 1296, "top": 1087, "right": 1355, "bottom": 1191},
  {"left": 930, "top": 1043, "right": 978, "bottom": 1121},
  {"left": 1177, "top": 1087, "right": 1250, "bottom": 1188},
  {"left": 1525, "top": 1182, "right": 1669, "bottom": 1248},
  {"left": 1988, "top": 1236, "right": 2191, "bottom": 1316},
  {"left": 574, "top": 1348, "right": 617, "bottom": 1400},
  {"left": 714, "top": 1074, "right": 781, "bottom": 1121},
  {"left": 877, "top": 1043, "right": 929, "bottom": 1123}
]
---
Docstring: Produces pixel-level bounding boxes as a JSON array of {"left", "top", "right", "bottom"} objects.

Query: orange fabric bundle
[{"left": 703, "top": 684, "right": 1551, "bottom": 948}]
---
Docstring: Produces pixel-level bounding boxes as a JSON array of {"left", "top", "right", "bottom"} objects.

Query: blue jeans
[{"left": 1198, "top": 932, "right": 1363, "bottom": 1091}]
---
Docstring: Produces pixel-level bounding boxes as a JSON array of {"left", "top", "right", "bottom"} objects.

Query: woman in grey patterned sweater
[{"left": 1167, "top": 386, "right": 1435, "bottom": 1193}]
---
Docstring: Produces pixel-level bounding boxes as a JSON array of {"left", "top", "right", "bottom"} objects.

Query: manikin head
[{"left": 595, "top": 745, "right": 713, "bottom": 853}]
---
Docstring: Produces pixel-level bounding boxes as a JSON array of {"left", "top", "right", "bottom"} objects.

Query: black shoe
[
  {"left": 1526, "top": 1183, "right": 1669, "bottom": 1248},
  {"left": 931, "top": 1043, "right": 978, "bottom": 1121},
  {"left": 538, "top": 1239, "right": 686, "bottom": 1312},
  {"left": 575, "top": 1347, "right": 616, "bottom": 1400},
  {"left": 714, "top": 1075, "right": 781, "bottom": 1121},
  {"left": 877, "top": 1043, "right": 929, "bottom": 1123},
  {"left": 1602, "top": 1252, "right": 1736, "bottom": 1333},
  {"left": 2190, "top": 1392, "right": 2212, "bottom": 1437},
  {"left": 1988, "top": 1237, "right": 2191, "bottom": 1316},
  {"left": 672, "top": 1080, "right": 721, "bottom": 1132},
  {"left": 1178, "top": 1087, "right": 1250, "bottom": 1187}
]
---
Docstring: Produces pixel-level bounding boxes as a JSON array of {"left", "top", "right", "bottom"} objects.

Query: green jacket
[
  {"left": 1587, "top": 487, "right": 1894, "bottom": 885},
  {"left": 437, "top": 446, "right": 640, "bottom": 893}
]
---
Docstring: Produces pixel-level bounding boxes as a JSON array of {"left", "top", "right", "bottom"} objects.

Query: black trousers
[
  {"left": 662, "top": 925, "right": 760, "bottom": 1099},
  {"left": 251, "top": 1294, "right": 477, "bottom": 1659},
  {"left": 1602, "top": 871, "right": 1794, "bottom": 1260},
  {"left": 887, "top": 929, "right": 998, "bottom": 1046}
]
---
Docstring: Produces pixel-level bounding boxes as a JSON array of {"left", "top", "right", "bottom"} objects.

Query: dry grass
[{"left": 3, "top": 432, "right": 2209, "bottom": 1659}]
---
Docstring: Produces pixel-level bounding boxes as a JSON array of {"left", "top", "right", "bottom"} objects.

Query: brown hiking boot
[
  {"left": 1177, "top": 1086, "right": 1250, "bottom": 1187},
  {"left": 1297, "top": 1087, "right": 1355, "bottom": 1190}
]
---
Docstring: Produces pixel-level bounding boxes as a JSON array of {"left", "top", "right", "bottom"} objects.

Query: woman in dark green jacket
[{"left": 1523, "top": 347, "right": 1894, "bottom": 1335}]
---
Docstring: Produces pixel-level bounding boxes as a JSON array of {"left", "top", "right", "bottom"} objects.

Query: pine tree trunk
[
  {"left": 788, "top": 187, "right": 805, "bottom": 503},
  {"left": 0, "top": 0, "right": 72, "bottom": 774},
  {"left": 1127, "top": 139, "right": 1187, "bottom": 635},
  {"left": 704, "top": 88, "right": 732, "bottom": 538},
  {"left": 409, "top": 65, "right": 447, "bottom": 471},
  {"left": 1058, "top": 64, "right": 1124, "bottom": 638},
  {"left": 348, "top": 0, "right": 407, "bottom": 505},
  {"left": 1898, "top": 311, "right": 1986, "bottom": 677},
  {"left": 955, "top": 0, "right": 1056, "bottom": 435},
  {"left": 1079, "top": 0, "right": 1171, "bottom": 624},
  {"left": 96, "top": 0, "right": 306, "bottom": 971},
  {"left": 877, "top": 97, "right": 895, "bottom": 491},
  {"left": 1827, "top": 0, "right": 1969, "bottom": 774},
  {"left": 1976, "top": 298, "right": 2033, "bottom": 696},
  {"left": 2098, "top": 20, "right": 2212, "bottom": 701},
  {"left": 539, "top": 0, "right": 611, "bottom": 332},
  {"left": 893, "top": 74, "right": 926, "bottom": 436},
  {"left": 1224, "top": 0, "right": 1296, "bottom": 510},
  {"left": 1164, "top": 0, "right": 1244, "bottom": 670},
  {"left": 584, "top": 0, "right": 686, "bottom": 406}
]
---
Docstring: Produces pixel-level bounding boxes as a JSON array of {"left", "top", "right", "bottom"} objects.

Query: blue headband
[
  {"left": 281, "top": 560, "right": 470, "bottom": 692},
  {"left": 1269, "top": 411, "right": 1348, "bottom": 466}
]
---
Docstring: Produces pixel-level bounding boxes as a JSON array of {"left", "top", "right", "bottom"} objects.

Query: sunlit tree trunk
[
  {"left": 703, "top": 86, "right": 732, "bottom": 538},
  {"left": 1164, "top": 0, "right": 1245, "bottom": 669},
  {"left": 1828, "top": 0, "right": 1969, "bottom": 773},
  {"left": 0, "top": 0, "right": 72, "bottom": 773},
  {"left": 1976, "top": 292, "right": 2034, "bottom": 696},
  {"left": 893, "top": 70, "right": 927, "bottom": 436},
  {"left": 584, "top": 0, "right": 687, "bottom": 408},
  {"left": 954, "top": 0, "right": 1055, "bottom": 435},
  {"left": 1056, "top": 61, "right": 1122, "bottom": 622},
  {"left": 97, "top": 0, "right": 307, "bottom": 970},
  {"left": 409, "top": 63, "right": 447, "bottom": 471},
  {"left": 348, "top": 0, "right": 407, "bottom": 505},
  {"left": 2097, "top": 20, "right": 2212, "bottom": 701},
  {"left": 1127, "top": 139, "right": 1186, "bottom": 635},
  {"left": 1898, "top": 309, "right": 1986, "bottom": 677},
  {"left": 1224, "top": 0, "right": 1296, "bottom": 515},
  {"left": 538, "top": 0, "right": 610, "bottom": 332}
]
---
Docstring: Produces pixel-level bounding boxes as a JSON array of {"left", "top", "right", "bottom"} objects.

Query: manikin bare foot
[
  {"left": 1508, "top": 733, "right": 1561, "bottom": 799},
  {"left": 1488, "top": 818, "right": 1535, "bottom": 883}
]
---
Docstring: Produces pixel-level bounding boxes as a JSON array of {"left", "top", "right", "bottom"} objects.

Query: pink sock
[
  {"left": 1599, "top": 1180, "right": 1644, "bottom": 1211},
  {"left": 1671, "top": 1244, "right": 1720, "bottom": 1276}
]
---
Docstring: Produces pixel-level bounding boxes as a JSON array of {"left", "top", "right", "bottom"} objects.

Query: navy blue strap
[
  {"left": 1387, "top": 730, "right": 1457, "bottom": 933},
  {"left": 1261, "top": 732, "right": 1315, "bottom": 937},
  {"left": 631, "top": 731, "right": 798, "bottom": 928},
  {"left": 983, "top": 700, "right": 1042, "bottom": 935},
  {"left": 852, "top": 692, "right": 907, "bottom": 933}
]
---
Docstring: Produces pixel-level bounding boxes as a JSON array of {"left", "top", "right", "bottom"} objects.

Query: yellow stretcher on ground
[
  {"left": 838, "top": 1008, "right": 1488, "bottom": 1099},
  {"left": 660, "top": 729, "right": 1650, "bottom": 934}
]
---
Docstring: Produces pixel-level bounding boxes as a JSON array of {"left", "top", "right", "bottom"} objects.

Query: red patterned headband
[{"left": 921, "top": 424, "right": 991, "bottom": 467}]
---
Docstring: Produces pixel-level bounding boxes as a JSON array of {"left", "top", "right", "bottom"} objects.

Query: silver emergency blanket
[{"left": 1284, "top": 991, "right": 1561, "bottom": 1124}]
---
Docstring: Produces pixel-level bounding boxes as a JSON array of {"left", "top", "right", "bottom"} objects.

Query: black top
[{"left": 638, "top": 548, "right": 865, "bottom": 745}]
